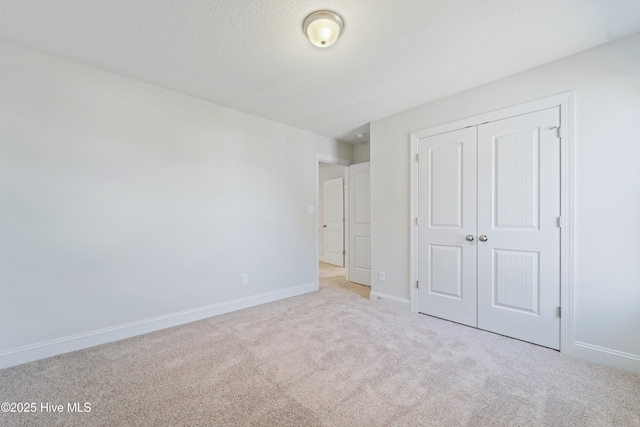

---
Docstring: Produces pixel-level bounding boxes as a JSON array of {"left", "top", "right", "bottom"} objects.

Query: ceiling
[{"left": 1, "top": 1, "right": 640, "bottom": 144}]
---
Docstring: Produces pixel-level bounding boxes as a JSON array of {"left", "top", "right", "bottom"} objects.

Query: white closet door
[
  {"left": 418, "top": 127, "right": 477, "bottom": 327},
  {"left": 324, "top": 177, "right": 345, "bottom": 267},
  {"left": 349, "top": 162, "right": 371, "bottom": 285},
  {"left": 477, "top": 107, "right": 561, "bottom": 349}
]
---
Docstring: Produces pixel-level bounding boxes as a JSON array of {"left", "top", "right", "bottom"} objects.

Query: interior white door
[
  {"left": 323, "top": 177, "right": 344, "bottom": 267},
  {"left": 348, "top": 162, "right": 371, "bottom": 285},
  {"left": 416, "top": 107, "right": 562, "bottom": 349},
  {"left": 477, "top": 107, "right": 561, "bottom": 349},
  {"left": 417, "top": 127, "right": 478, "bottom": 327}
]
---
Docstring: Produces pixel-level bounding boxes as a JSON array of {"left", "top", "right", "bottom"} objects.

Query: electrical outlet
[
  {"left": 241, "top": 274, "right": 248, "bottom": 285},
  {"left": 378, "top": 271, "right": 386, "bottom": 282}
]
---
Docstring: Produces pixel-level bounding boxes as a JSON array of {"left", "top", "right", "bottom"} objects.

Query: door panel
[
  {"left": 418, "top": 127, "right": 477, "bottom": 327},
  {"left": 493, "top": 249, "right": 539, "bottom": 314},
  {"left": 493, "top": 130, "right": 539, "bottom": 230},
  {"left": 477, "top": 107, "right": 561, "bottom": 349},
  {"left": 430, "top": 143, "right": 464, "bottom": 228},
  {"left": 349, "top": 162, "right": 371, "bottom": 285},
  {"left": 429, "top": 245, "right": 463, "bottom": 298},
  {"left": 324, "top": 177, "right": 344, "bottom": 267}
]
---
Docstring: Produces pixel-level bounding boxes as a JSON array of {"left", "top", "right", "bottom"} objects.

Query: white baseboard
[
  {"left": 0, "top": 282, "right": 317, "bottom": 370},
  {"left": 573, "top": 341, "right": 640, "bottom": 374},
  {"left": 370, "top": 291, "right": 411, "bottom": 311}
]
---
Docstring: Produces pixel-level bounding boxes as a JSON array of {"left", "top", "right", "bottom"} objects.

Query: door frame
[
  {"left": 315, "top": 153, "right": 350, "bottom": 288},
  {"left": 409, "top": 92, "right": 575, "bottom": 355}
]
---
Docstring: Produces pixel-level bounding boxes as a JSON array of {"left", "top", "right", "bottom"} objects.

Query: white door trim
[
  {"left": 409, "top": 92, "right": 575, "bottom": 355},
  {"left": 315, "top": 154, "right": 350, "bottom": 288}
]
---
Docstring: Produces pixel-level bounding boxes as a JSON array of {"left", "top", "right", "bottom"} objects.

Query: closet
[{"left": 416, "top": 107, "right": 561, "bottom": 349}]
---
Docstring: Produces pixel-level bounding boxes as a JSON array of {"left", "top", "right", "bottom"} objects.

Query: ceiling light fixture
[{"left": 303, "top": 10, "right": 344, "bottom": 48}]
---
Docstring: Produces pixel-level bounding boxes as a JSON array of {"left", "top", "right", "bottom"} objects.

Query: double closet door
[{"left": 417, "top": 107, "right": 561, "bottom": 350}]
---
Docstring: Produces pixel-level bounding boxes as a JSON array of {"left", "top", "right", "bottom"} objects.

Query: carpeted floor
[{"left": 1, "top": 263, "right": 639, "bottom": 426}]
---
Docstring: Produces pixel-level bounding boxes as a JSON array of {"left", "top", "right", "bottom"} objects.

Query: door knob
[
  {"left": 323, "top": 225, "right": 327, "bottom": 228},
  {"left": 465, "top": 235, "right": 474, "bottom": 242},
  {"left": 479, "top": 235, "right": 488, "bottom": 242}
]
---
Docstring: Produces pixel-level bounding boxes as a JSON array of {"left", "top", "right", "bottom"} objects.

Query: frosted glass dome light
[{"left": 303, "top": 11, "right": 344, "bottom": 48}]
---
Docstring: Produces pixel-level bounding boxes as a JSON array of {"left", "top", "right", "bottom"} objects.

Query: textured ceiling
[{"left": 1, "top": 0, "right": 640, "bottom": 144}]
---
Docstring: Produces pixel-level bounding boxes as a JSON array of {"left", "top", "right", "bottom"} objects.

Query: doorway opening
[
  {"left": 319, "top": 163, "right": 347, "bottom": 268},
  {"left": 315, "top": 154, "right": 371, "bottom": 300}
]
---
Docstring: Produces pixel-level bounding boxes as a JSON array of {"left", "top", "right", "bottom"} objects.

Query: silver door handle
[
  {"left": 479, "top": 235, "right": 488, "bottom": 242},
  {"left": 465, "top": 235, "right": 474, "bottom": 242}
]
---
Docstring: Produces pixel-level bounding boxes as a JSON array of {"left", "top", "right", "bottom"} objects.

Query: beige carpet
[{"left": 1, "top": 264, "right": 639, "bottom": 426}]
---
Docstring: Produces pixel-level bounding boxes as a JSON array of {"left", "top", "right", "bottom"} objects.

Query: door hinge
[
  {"left": 416, "top": 153, "right": 420, "bottom": 162},
  {"left": 557, "top": 216, "right": 563, "bottom": 228},
  {"left": 558, "top": 306, "right": 562, "bottom": 318},
  {"left": 342, "top": 250, "right": 346, "bottom": 255},
  {"left": 416, "top": 280, "right": 419, "bottom": 289},
  {"left": 416, "top": 217, "right": 420, "bottom": 226}
]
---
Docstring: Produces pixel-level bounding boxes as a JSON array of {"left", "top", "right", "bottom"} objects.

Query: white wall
[
  {"left": 318, "top": 164, "right": 347, "bottom": 259},
  {"left": 352, "top": 142, "right": 370, "bottom": 164},
  {"left": 0, "top": 41, "right": 352, "bottom": 367},
  {"left": 370, "top": 33, "right": 640, "bottom": 372}
]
